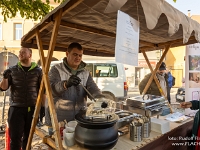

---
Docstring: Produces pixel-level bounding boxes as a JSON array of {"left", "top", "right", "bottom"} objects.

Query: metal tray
[{"left": 126, "top": 95, "right": 165, "bottom": 108}]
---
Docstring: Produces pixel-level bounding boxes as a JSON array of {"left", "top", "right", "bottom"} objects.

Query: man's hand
[
  {"left": 65, "top": 75, "right": 81, "bottom": 88},
  {"left": 180, "top": 102, "right": 192, "bottom": 108},
  {"left": 3, "top": 69, "right": 11, "bottom": 79}
]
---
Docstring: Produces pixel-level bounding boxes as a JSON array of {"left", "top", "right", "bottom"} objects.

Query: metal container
[
  {"left": 130, "top": 118, "right": 143, "bottom": 142},
  {"left": 125, "top": 95, "right": 166, "bottom": 117},
  {"left": 142, "top": 116, "right": 151, "bottom": 138}
]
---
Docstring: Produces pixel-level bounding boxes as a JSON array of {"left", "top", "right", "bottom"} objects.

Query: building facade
[{"left": 0, "top": 3, "right": 65, "bottom": 65}]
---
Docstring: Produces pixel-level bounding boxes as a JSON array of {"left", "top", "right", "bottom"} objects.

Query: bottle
[{"left": 59, "top": 121, "right": 65, "bottom": 140}]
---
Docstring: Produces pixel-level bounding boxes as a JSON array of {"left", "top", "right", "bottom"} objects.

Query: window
[
  {"left": 14, "top": 23, "right": 22, "bottom": 40},
  {"left": 0, "top": 23, "right": 2, "bottom": 40},
  {"left": 85, "top": 63, "right": 118, "bottom": 77}
]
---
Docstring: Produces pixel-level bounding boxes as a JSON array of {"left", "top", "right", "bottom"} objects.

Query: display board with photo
[
  {"left": 185, "top": 44, "right": 200, "bottom": 116},
  {"left": 189, "top": 55, "right": 200, "bottom": 71},
  {"left": 189, "top": 72, "right": 200, "bottom": 88}
]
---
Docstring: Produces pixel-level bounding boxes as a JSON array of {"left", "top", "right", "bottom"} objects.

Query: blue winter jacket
[{"left": 167, "top": 72, "right": 174, "bottom": 88}]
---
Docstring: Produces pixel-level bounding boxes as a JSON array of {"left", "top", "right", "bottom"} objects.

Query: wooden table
[
  {"left": 37, "top": 116, "right": 193, "bottom": 150},
  {"left": 113, "top": 118, "right": 193, "bottom": 150},
  {"left": 63, "top": 117, "right": 193, "bottom": 150}
]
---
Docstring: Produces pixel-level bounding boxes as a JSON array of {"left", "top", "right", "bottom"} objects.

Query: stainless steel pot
[{"left": 130, "top": 118, "right": 143, "bottom": 142}]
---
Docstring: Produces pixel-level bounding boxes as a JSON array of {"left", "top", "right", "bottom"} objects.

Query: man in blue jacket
[{"left": 167, "top": 70, "right": 175, "bottom": 104}]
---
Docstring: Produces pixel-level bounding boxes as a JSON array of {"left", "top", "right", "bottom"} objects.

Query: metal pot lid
[{"left": 75, "top": 111, "right": 118, "bottom": 125}]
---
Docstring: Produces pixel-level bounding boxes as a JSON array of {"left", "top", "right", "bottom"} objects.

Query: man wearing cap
[{"left": 139, "top": 62, "right": 169, "bottom": 97}]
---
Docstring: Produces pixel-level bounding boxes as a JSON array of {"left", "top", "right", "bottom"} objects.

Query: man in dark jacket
[
  {"left": 139, "top": 62, "right": 168, "bottom": 97},
  {"left": 0, "top": 47, "right": 43, "bottom": 150}
]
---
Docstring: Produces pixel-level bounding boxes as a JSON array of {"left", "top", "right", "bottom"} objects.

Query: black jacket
[{"left": 6, "top": 62, "right": 42, "bottom": 107}]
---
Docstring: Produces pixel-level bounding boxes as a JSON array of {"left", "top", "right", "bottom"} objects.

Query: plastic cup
[
  {"left": 63, "top": 127, "right": 75, "bottom": 147},
  {"left": 67, "top": 121, "right": 77, "bottom": 128}
]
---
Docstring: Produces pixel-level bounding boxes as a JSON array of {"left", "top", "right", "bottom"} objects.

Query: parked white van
[{"left": 50, "top": 60, "right": 128, "bottom": 101}]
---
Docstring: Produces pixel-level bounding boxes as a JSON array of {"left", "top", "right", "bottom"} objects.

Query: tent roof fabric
[{"left": 21, "top": 0, "right": 200, "bottom": 56}]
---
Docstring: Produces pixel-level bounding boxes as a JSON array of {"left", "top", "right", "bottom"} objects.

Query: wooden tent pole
[
  {"left": 44, "top": 10, "right": 63, "bottom": 73},
  {"left": 142, "top": 49, "right": 173, "bottom": 113},
  {"left": 141, "top": 44, "right": 171, "bottom": 95},
  {"left": 26, "top": 0, "right": 84, "bottom": 149},
  {"left": 37, "top": 28, "right": 63, "bottom": 149},
  {"left": 43, "top": 9, "right": 64, "bottom": 150},
  {"left": 26, "top": 78, "right": 45, "bottom": 150},
  {"left": 27, "top": 9, "right": 64, "bottom": 150}
]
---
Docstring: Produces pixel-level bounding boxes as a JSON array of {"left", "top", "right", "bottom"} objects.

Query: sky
[{"left": 165, "top": 0, "right": 200, "bottom": 16}]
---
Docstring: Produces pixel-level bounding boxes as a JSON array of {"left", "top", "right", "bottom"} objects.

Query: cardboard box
[{"left": 151, "top": 118, "right": 170, "bottom": 134}]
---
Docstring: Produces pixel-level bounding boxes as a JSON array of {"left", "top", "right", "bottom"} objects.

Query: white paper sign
[
  {"left": 115, "top": 10, "right": 139, "bottom": 66},
  {"left": 185, "top": 43, "right": 200, "bottom": 116}
]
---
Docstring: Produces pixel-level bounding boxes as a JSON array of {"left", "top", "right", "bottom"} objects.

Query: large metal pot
[{"left": 74, "top": 111, "right": 119, "bottom": 150}]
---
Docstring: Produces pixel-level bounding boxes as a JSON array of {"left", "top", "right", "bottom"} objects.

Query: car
[{"left": 175, "top": 87, "right": 185, "bottom": 103}]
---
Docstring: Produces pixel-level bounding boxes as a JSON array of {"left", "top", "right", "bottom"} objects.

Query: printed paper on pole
[{"left": 115, "top": 10, "right": 139, "bottom": 66}]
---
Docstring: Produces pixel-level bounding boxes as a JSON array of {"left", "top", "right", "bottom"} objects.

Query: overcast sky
[{"left": 165, "top": 0, "right": 200, "bottom": 16}]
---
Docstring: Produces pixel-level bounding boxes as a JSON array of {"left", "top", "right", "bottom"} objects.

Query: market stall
[{"left": 20, "top": 0, "right": 200, "bottom": 149}]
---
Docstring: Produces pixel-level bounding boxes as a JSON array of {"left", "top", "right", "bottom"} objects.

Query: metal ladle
[{"left": 79, "top": 83, "right": 108, "bottom": 108}]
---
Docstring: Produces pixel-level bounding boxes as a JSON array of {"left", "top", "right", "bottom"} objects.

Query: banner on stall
[
  {"left": 185, "top": 43, "right": 200, "bottom": 116},
  {"left": 115, "top": 10, "right": 139, "bottom": 66}
]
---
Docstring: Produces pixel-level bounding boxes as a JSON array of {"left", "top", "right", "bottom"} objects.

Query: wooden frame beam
[
  {"left": 35, "top": 128, "right": 57, "bottom": 149},
  {"left": 45, "top": 8, "right": 64, "bottom": 149},
  {"left": 141, "top": 44, "right": 171, "bottom": 96},
  {"left": 27, "top": 8, "right": 64, "bottom": 150},
  {"left": 157, "top": 36, "right": 196, "bottom": 47},
  {"left": 32, "top": 40, "right": 114, "bottom": 54},
  {"left": 44, "top": 10, "right": 62, "bottom": 73},
  {"left": 61, "top": 0, "right": 84, "bottom": 17},
  {"left": 26, "top": 78, "right": 45, "bottom": 150},
  {"left": 139, "top": 36, "right": 197, "bottom": 52},
  {"left": 24, "top": 0, "right": 84, "bottom": 43},
  {"left": 59, "top": 20, "right": 155, "bottom": 47},
  {"left": 142, "top": 49, "right": 173, "bottom": 113},
  {"left": 25, "top": 21, "right": 53, "bottom": 42}
]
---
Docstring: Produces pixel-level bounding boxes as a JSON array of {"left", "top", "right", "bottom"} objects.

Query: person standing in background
[
  {"left": 139, "top": 62, "right": 168, "bottom": 97},
  {"left": 0, "top": 47, "right": 44, "bottom": 150},
  {"left": 167, "top": 69, "right": 175, "bottom": 104}
]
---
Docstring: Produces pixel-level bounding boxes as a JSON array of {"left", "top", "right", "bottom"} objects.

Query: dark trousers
[
  {"left": 39, "top": 106, "right": 45, "bottom": 122},
  {"left": 167, "top": 87, "right": 171, "bottom": 104},
  {"left": 8, "top": 106, "right": 35, "bottom": 150}
]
